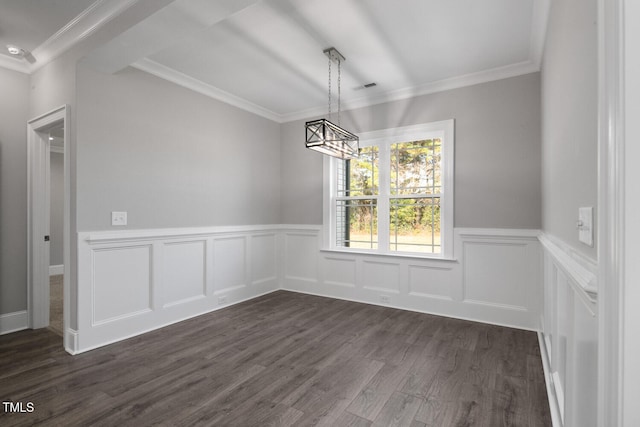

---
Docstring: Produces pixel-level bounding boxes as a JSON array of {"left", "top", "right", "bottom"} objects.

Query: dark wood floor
[{"left": 0, "top": 291, "right": 551, "bottom": 426}]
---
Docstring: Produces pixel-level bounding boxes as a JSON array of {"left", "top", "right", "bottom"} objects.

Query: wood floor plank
[
  {"left": 0, "top": 291, "right": 550, "bottom": 426},
  {"left": 371, "top": 391, "right": 422, "bottom": 427},
  {"left": 289, "top": 358, "right": 384, "bottom": 426},
  {"left": 178, "top": 364, "right": 316, "bottom": 425},
  {"left": 290, "top": 358, "right": 384, "bottom": 411},
  {"left": 334, "top": 411, "right": 373, "bottom": 427},
  {"left": 527, "top": 376, "right": 553, "bottom": 426},
  {"left": 347, "top": 343, "right": 427, "bottom": 420},
  {"left": 258, "top": 404, "right": 304, "bottom": 427},
  {"left": 397, "top": 354, "right": 443, "bottom": 399}
]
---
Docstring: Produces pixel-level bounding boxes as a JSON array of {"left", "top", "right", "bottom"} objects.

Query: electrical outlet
[
  {"left": 380, "top": 295, "right": 391, "bottom": 304},
  {"left": 111, "top": 211, "right": 127, "bottom": 226},
  {"left": 218, "top": 295, "right": 227, "bottom": 305}
]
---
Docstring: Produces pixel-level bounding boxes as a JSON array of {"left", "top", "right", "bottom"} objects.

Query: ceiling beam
[{"left": 83, "top": 0, "right": 261, "bottom": 74}]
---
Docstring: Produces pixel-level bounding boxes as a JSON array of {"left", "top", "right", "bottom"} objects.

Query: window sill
[{"left": 320, "top": 247, "right": 458, "bottom": 262}]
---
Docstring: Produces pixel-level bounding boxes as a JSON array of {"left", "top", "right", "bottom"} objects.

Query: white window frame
[{"left": 323, "top": 119, "right": 454, "bottom": 259}]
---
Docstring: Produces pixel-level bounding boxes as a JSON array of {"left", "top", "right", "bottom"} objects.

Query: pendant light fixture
[{"left": 305, "top": 47, "right": 359, "bottom": 159}]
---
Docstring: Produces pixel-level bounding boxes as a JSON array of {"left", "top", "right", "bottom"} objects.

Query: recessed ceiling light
[
  {"left": 49, "top": 137, "right": 54, "bottom": 141},
  {"left": 6, "top": 45, "right": 24, "bottom": 56}
]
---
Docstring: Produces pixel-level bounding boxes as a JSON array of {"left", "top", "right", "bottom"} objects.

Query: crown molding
[
  {"left": 131, "top": 58, "right": 283, "bottom": 123},
  {"left": 0, "top": 0, "right": 142, "bottom": 74},
  {"left": 134, "top": 57, "right": 540, "bottom": 124},
  {"left": 281, "top": 60, "right": 541, "bottom": 123},
  {"left": 0, "top": 54, "right": 29, "bottom": 74},
  {"left": 530, "top": 0, "right": 551, "bottom": 68},
  {"left": 7, "top": 50, "right": 540, "bottom": 123},
  {"left": 30, "top": 0, "right": 142, "bottom": 73}
]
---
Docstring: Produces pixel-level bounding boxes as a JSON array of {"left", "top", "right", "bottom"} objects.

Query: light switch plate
[
  {"left": 111, "top": 211, "right": 127, "bottom": 226},
  {"left": 578, "top": 207, "right": 593, "bottom": 247}
]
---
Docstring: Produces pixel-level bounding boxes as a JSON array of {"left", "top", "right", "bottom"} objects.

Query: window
[{"left": 324, "top": 120, "right": 454, "bottom": 258}]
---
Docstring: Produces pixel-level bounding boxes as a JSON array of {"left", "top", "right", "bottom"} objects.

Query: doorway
[
  {"left": 48, "top": 123, "right": 64, "bottom": 336},
  {"left": 27, "top": 106, "right": 69, "bottom": 345}
]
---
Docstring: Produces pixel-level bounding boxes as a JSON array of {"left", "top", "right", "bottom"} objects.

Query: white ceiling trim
[
  {"left": 130, "top": 2, "right": 550, "bottom": 125},
  {"left": 0, "top": 0, "right": 142, "bottom": 74},
  {"left": 530, "top": 0, "right": 551, "bottom": 68},
  {"left": 30, "top": 0, "right": 134, "bottom": 70},
  {"left": 131, "top": 58, "right": 282, "bottom": 123},
  {"left": 84, "top": 0, "right": 261, "bottom": 75},
  {"left": 29, "top": 0, "right": 142, "bottom": 72},
  {"left": 281, "top": 60, "right": 541, "bottom": 123},
  {"left": 133, "top": 57, "right": 540, "bottom": 124},
  {"left": 1, "top": 0, "right": 550, "bottom": 124},
  {"left": 0, "top": 53, "right": 29, "bottom": 74}
]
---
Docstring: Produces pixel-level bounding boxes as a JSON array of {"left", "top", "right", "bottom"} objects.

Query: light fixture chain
[
  {"left": 328, "top": 56, "right": 332, "bottom": 119},
  {"left": 338, "top": 58, "right": 341, "bottom": 126}
]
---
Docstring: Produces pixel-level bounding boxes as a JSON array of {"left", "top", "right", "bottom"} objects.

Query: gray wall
[
  {"left": 76, "top": 64, "right": 281, "bottom": 231},
  {"left": 24, "top": 0, "right": 175, "bottom": 329},
  {"left": 1, "top": 60, "right": 542, "bottom": 320},
  {"left": 0, "top": 67, "right": 30, "bottom": 315},
  {"left": 541, "top": 0, "right": 598, "bottom": 259},
  {"left": 0, "top": 0, "right": 200, "bottom": 323},
  {"left": 50, "top": 151, "right": 64, "bottom": 266},
  {"left": 281, "top": 73, "right": 542, "bottom": 228}
]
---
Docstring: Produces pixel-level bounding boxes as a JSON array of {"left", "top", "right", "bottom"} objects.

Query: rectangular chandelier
[{"left": 305, "top": 118, "right": 359, "bottom": 159}]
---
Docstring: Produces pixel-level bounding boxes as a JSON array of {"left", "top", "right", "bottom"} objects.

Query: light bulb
[{"left": 6, "top": 45, "right": 24, "bottom": 56}]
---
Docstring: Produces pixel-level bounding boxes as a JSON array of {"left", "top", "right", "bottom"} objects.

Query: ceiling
[
  {"left": 0, "top": 0, "right": 550, "bottom": 122},
  {"left": 0, "top": 0, "right": 96, "bottom": 58}
]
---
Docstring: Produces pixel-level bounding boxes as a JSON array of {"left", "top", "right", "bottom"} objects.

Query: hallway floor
[{"left": 48, "top": 274, "right": 63, "bottom": 337}]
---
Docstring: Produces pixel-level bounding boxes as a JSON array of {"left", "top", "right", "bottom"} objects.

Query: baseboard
[
  {"left": 0, "top": 310, "right": 29, "bottom": 335},
  {"left": 49, "top": 264, "right": 64, "bottom": 276},
  {"left": 65, "top": 328, "right": 80, "bottom": 355},
  {"left": 72, "top": 288, "right": 280, "bottom": 354},
  {"left": 282, "top": 287, "right": 539, "bottom": 333},
  {"left": 538, "top": 331, "right": 563, "bottom": 427}
]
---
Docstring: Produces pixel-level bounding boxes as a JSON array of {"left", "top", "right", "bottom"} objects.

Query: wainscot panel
[
  {"left": 538, "top": 233, "right": 597, "bottom": 427},
  {"left": 282, "top": 226, "right": 541, "bottom": 331},
  {"left": 213, "top": 236, "right": 247, "bottom": 294},
  {"left": 162, "top": 240, "right": 207, "bottom": 308},
  {"left": 250, "top": 233, "right": 278, "bottom": 286},
  {"left": 76, "top": 226, "right": 282, "bottom": 353},
  {"left": 91, "top": 244, "right": 152, "bottom": 324},
  {"left": 73, "top": 225, "right": 544, "bottom": 354}
]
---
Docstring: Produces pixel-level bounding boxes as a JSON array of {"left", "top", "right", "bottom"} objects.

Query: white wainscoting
[
  {"left": 74, "top": 225, "right": 545, "bottom": 354},
  {"left": 75, "top": 225, "right": 282, "bottom": 353},
  {"left": 538, "top": 233, "right": 597, "bottom": 427},
  {"left": 282, "top": 226, "right": 541, "bottom": 331}
]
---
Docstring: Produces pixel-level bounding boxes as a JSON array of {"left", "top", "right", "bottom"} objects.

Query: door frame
[{"left": 27, "top": 105, "right": 70, "bottom": 335}]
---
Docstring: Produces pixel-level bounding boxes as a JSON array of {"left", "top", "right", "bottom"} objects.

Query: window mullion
[{"left": 378, "top": 143, "right": 390, "bottom": 252}]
